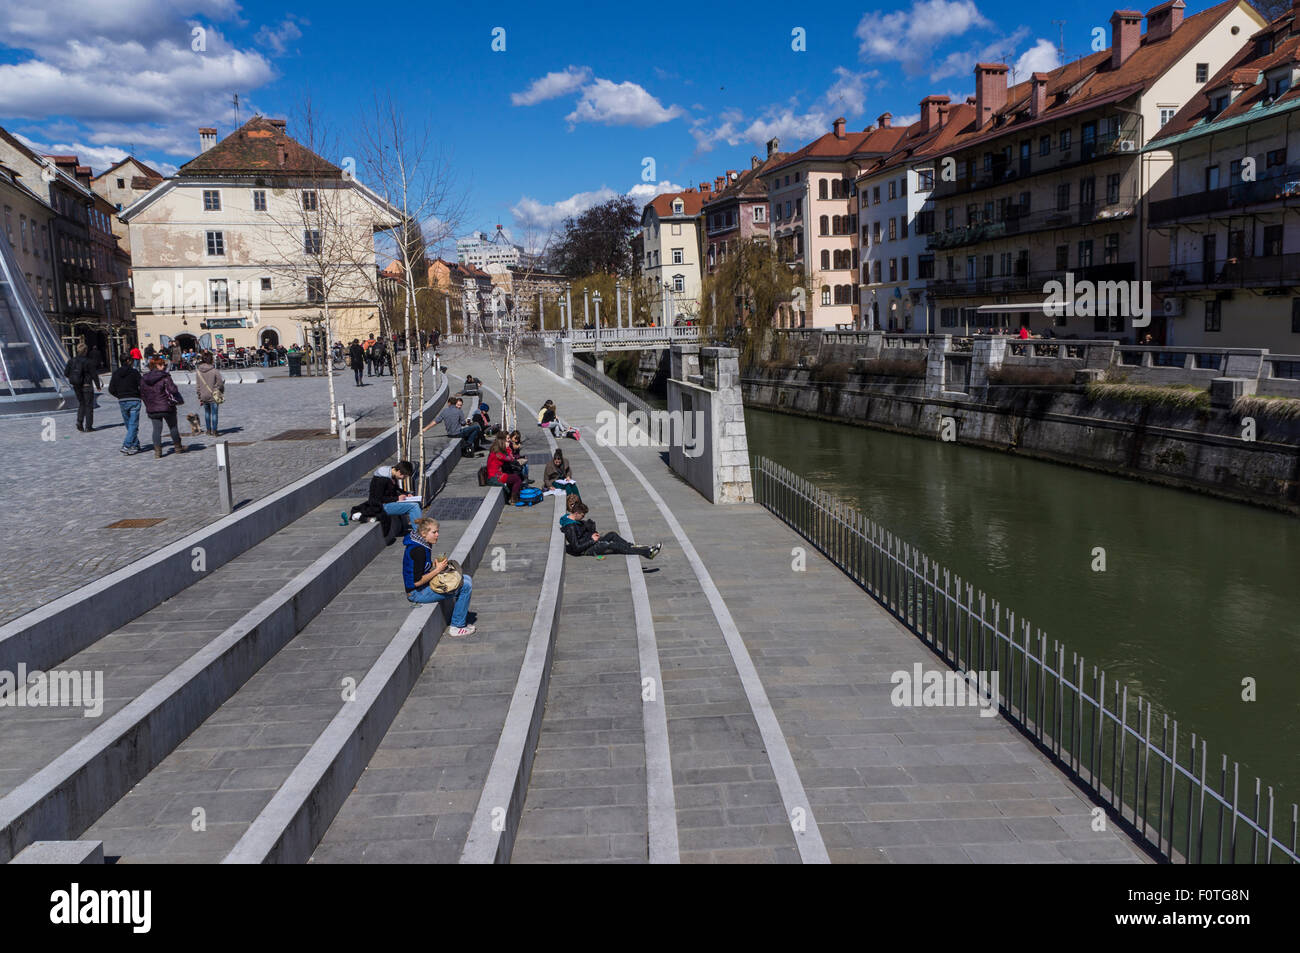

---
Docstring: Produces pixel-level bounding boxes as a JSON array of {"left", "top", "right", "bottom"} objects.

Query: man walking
[
  {"left": 432, "top": 396, "right": 484, "bottom": 456},
  {"left": 371, "top": 336, "right": 387, "bottom": 377},
  {"left": 349, "top": 338, "right": 366, "bottom": 386},
  {"left": 364, "top": 333, "right": 377, "bottom": 377},
  {"left": 64, "top": 344, "right": 101, "bottom": 432},
  {"left": 108, "top": 355, "right": 143, "bottom": 454}
]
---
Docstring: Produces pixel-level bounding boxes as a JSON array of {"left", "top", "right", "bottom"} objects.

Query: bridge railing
[
  {"left": 568, "top": 326, "right": 700, "bottom": 349},
  {"left": 751, "top": 454, "right": 1297, "bottom": 865},
  {"left": 571, "top": 357, "right": 658, "bottom": 422}
]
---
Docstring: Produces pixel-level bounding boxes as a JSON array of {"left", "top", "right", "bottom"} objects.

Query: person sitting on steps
[
  {"left": 560, "top": 500, "right": 660, "bottom": 560},
  {"left": 507, "top": 430, "right": 532, "bottom": 484},
  {"left": 403, "top": 517, "right": 475, "bottom": 638},
  {"left": 538, "top": 399, "right": 578, "bottom": 440},
  {"left": 366, "top": 460, "right": 421, "bottom": 537},
  {"left": 486, "top": 434, "right": 524, "bottom": 504},
  {"left": 544, "top": 448, "right": 578, "bottom": 497},
  {"left": 429, "top": 396, "right": 485, "bottom": 456}
]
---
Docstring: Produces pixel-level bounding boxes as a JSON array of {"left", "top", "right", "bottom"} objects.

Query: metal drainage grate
[
  {"left": 268, "top": 427, "right": 385, "bottom": 441},
  {"left": 425, "top": 496, "right": 485, "bottom": 521},
  {"left": 105, "top": 518, "right": 167, "bottom": 529}
]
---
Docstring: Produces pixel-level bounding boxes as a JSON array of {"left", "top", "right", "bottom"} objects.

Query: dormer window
[
  {"left": 673, "top": 200, "right": 683, "bottom": 214},
  {"left": 1211, "top": 93, "right": 1229, "bottom": 114}
]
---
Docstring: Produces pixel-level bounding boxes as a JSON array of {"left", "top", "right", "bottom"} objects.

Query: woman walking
[
  {"left": 139, "top": 357, "right": 185, "bottom": 457},
  {"left": 195, "top": 351, "right": 225, "bottom": 436}
]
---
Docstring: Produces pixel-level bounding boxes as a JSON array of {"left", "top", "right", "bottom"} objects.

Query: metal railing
[
  {"left": 926, "top": 202, "right": 1136, "bottom": 251},
  {"left": 568, "top": 325, "right": 701, "bottom": 351},
  {"left": 571, "top": 357, "right": 658, "bottom": 421},
  {"left": 1151, "top": 253, "right": 1300, "bottom": 290},
  {"left": 1149, "top": 165, "right": 1300, "bottom": 225},
  {"left": 751, "top": 454, "right": 1298, "bottom": 864}
]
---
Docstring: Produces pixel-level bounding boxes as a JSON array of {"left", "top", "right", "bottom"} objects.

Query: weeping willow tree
[{"left": 700, "top": 240, "right": 809, "bottom": 367}]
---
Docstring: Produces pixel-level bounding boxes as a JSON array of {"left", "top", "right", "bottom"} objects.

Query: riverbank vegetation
[{"left": 1086, "top": 380, "right": 1210, "bottom": 410}]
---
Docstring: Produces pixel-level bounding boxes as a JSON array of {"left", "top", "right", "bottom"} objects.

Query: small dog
[{"left": 186, "top": 413, "right": 203, "bottom": 435}]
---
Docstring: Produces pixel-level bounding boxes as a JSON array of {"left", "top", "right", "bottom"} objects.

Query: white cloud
[
  {"left": 891, "top": 112, "right": 921, "bottom": 128},
  {"left": 740, "top": 108, "right": 830, "bottom": 148},
  {"left": 255, "top": 15, "right": 306, "bottom": 56},
  {"left": 511, "top": 180, "right": 684, "bottom": 231},
  {"left": 13, "top": 132, "right": 126, "bottom": 175},
  {"left": 825, "top": 67, "right": 879, "bottom": 118},
  {"left": 928, "top": 26, "right": 1029, "bottom": 82},
  {"left": 856, "top": 0, "right": 992, "bottom": 76},
  {"left": 0, "top": 1, "right": 280, "bottom": 168},
  {"left": 1015, "top": 39, "right": 1061, "bottom": 78},
  {"left": 565, "top": 79, "right": 684, "bottom": 128},
  {"left": 510, "top": 65, "right": 592, "bottom": 107}
]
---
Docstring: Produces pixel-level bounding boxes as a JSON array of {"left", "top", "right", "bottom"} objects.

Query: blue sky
[{"left": 0, "top": 0, "right": 1197, "bottom": 254}]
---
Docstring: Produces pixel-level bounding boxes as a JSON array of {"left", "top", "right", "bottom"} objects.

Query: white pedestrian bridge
[{"left": 444, "top": 325, "right": 701, "bottom": 353}]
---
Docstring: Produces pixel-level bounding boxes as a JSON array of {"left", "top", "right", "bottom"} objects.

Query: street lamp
[{"left": 592, "top": 289, "right": 603, "bottom": 363}]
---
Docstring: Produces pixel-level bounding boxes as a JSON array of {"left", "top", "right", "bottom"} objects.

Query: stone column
[
  {"left": 970, "top": 336, "right": 1006, "bottom": 398},
  {"left": 925, "top": 335, "right": 949, "bottom": 398},
  {"left": 666, "top": 344, "right": 752, "bottom": 504}
]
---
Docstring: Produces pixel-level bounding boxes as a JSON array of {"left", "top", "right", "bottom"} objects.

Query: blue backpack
[{"left": 515, "top": 486, "right": 543, "bottom": 507}]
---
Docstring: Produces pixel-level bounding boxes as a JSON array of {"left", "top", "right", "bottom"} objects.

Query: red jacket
[{"left": 486, "top": 450, "right": 508, "bottom": 482}]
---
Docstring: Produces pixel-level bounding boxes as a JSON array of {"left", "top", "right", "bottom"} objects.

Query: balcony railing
[
  {"left": 929, "top": 124, "right": 1141, "bottom": 202},
  {"left": 929, "top": 262, "right": 1136, "bottom": 298},
  {"left": 1151, "top": 253, "right": 1300, "bottom": 289},
  {"left": 1149, "top": 164, "right": 1300, "bottom": 225},
  {"left": 925, "top": 201, "right": 1136, "bottom": 250}
]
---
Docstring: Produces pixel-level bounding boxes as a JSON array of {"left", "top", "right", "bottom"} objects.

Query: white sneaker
[
  {"left": 351, "top": 512, "right": 362, "bottom": 521},
  {"left": 448, "top": 624, "right": 476, "bottom": 638}
]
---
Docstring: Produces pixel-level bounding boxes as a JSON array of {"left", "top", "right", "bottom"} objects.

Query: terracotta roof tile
[
  {"left": 646, "top": 188, "right": 707, "bottom": 217},
  {"left": 178, "top": 115, "right": 340, "bottom": 177}
]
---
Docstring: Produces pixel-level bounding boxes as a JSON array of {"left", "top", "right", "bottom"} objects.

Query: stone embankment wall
[{"left": 742, "top": 363, "right": 1300, "bottom": 514}]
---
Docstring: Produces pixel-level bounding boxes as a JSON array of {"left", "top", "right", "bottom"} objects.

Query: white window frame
[
  {"left": 672, "top": 275, "right": 685, "bottom": 293},
  {"left": 753, "top": 205, "right": 766, "bottom": 222},
  {"left": 252, "top": 190, "right": 267, "bottom": 212},
  {"left": 672, "top": 248, "right": 683, "bottom": 265},
  {"left": 209, "top": 278, "right": 229, "bottom": 307},
  {"left": 206, "top": 231, "right": 225, "bottom": 256},
  {"left": 203, "top": 189, "right": 221, "bottom": 212}
]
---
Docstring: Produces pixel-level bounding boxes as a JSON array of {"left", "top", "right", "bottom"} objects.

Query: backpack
[{"left": 515, "top": 486, "right": 543, "bottom": 507}]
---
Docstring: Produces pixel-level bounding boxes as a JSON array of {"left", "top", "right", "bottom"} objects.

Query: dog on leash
[{"left": 186, "top": 413, "right": 203, "bottom": 435}]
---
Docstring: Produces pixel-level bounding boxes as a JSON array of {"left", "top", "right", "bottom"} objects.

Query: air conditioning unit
[
  {"left": 1162, "top": 297, "right": 1183, "bottom": 317},
  {"left": 1118, "top": 139, "right": 1137, "bottom": 152}
]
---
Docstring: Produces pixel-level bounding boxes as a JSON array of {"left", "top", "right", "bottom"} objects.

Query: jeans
[
  {"left": 383, "top": 499, "right": 422, "bottom": 532},
  {"left": 75, "top": 386, "right": 96, "bottom": 430},
  {"left": 590, "top": 532, "right": 650, "bottom": 557},
  {"left": 118, "top": 398, "right": 142, "bottom": 450},
  {"left": 354, "top": 367, "right": 364, "bottom": 385},
  {"left": 203, "top": 401, "right": 219, "bottom": 433},
  {"left": 408, "top": 573, "right": 473, "bottom": 627},
  {"left": 496, "top": 472, "right": 523, "bottom": 501},
  {"left": 452, "top": 424, "right": 482, "bottom": 451},
  {"left": 150, "top": 410, "right": 180, "bottom": 451}
]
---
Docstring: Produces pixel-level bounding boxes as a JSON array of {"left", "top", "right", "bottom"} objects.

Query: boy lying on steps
[{"left": 560, "top": 500, "right": 661, "bottom": 560}]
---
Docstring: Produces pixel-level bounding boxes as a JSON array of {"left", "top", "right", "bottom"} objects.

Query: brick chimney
[
  {"left": 1145, "top": 1, "right": 1185, "bottom": 42},
  {"left": 715, "top": 175, "right": 726, "bottom": 191},
  {"left": 726, "top": 169, "right": 737, "bottom": 181},
  {"left": 938, "top": 101, "right": 952, "bottom": 127},
  {"left": 974, "top": 63, "right": 1009, "bottom": 128},
  {"left": 920, "top": 95, "right": 951, "bottom": 133},
  {"left": 751, "top": 155, "right": 762, "bottom": 170},
  {"left": 1111, "top": 11, "right": 1143, "bottom": 69},
  {"left": 833, "top": 116, "right": 847, "bottom": 139},
  {"left": 878, "top": 112, "right": 892, "bottom": 129},
  {"left": 1030, "top": 73, "right": 1049, "bottom": 117},
  {"left": 199, "top": 127, "right": 217, "bottom": 153},
  {"left": 700, "top": 182, "right": 711, "bottom": 194},
  {"left": 766, "top": 136, "right": 780, "bottom": 157}
]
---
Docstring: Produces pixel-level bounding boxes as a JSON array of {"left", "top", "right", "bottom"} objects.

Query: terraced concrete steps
[
  {"left": 72, "top": 454, "right": 481, "bottom": 863},
  {"left": 309, "top": 492, "right": 560, "bottom": 863}
]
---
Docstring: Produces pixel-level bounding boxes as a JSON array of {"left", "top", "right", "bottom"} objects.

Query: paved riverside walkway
[
  {"left": 0, "top": 366, "right": 432, "bottom": 625},
  {"left": 431, "top": 348, "right": 1149, "bottom": 864}
]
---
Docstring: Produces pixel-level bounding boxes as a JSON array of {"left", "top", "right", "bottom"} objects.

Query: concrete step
[
  {"left": 308, "top": 493, "right": 562, "bottom": 864},
  {"left": 77, "top": 457, "right": 493, "bottom": 862},
  {"left": 0, "top": 439, "right": 463, "bottom": 864}
]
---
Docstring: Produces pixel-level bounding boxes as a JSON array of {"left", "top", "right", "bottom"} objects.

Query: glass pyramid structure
[{"left": 0, "top": 227, "right": 71, "bottom": 414}]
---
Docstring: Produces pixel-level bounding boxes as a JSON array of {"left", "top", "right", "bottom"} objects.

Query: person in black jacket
[
  {"left": 559, "top": 501, "right": 660, "bottom": 560},
  {"left": 64, "top": 344, "right": 101, "bottom": 432},
  {"left": 348, "top": 339, "right": 366, "bottom": 386},
  {"left": 353, "top": 460, "right": 419, "bottom": 538},
  {"left": 107, "top": 357, "right": 143, "bottom": 454}
]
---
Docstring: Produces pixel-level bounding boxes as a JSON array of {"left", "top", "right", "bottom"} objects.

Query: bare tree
[{"left": 347, "top": 96, "right": 466, "bottom": 482}]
